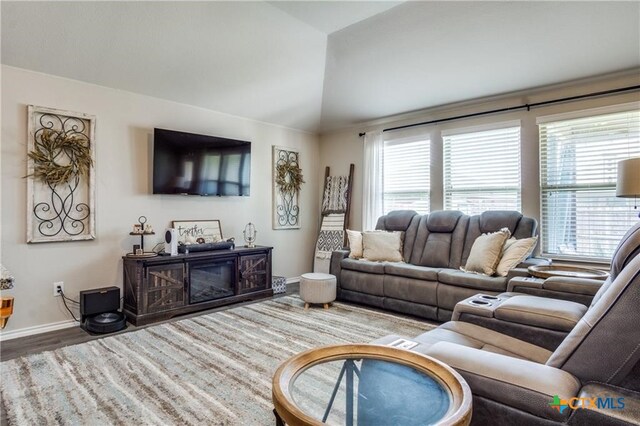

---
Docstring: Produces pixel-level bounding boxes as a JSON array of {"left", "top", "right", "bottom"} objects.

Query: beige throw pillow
[
  {"left": 495, "top": 236, "right": 538, "bottom": 276},
  {"left": 362, "top": 231, "right": 404, "bottom": 262},
  {"left": 346, "top": 229, "right": 364, "bottom": 259},
  {"left": 463, "top": 228, "right": 511, "bottom": 275}
]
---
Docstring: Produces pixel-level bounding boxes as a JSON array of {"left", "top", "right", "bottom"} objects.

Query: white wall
[
  {"left": 320, "top": 71, "right": 640, "bottom": 231},
  {"left": 1, "top": 66, "right": 320, "bottom": 334}
]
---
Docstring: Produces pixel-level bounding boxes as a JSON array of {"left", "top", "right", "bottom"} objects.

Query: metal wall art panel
[
  {"left": 272, "top": 146, "right": 304, "bottom": 230},
  {"left": 27, "top": 105, "right": 96, "bottom": 243}
]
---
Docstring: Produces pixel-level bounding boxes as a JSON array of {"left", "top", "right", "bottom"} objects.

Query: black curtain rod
[{"left": 358, "top": 84, "right": 640, "bottom": 137}]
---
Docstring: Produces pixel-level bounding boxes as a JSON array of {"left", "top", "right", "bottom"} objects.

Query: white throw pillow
[
  {"left": 346, "top": 229, "right": 363, "bottom": 259},
  {"left": 462, "top": 228, "right": 511, "bottom": 275},
  {"left": 362, "top": 231, "right": 404, "bottom": 262},
  {"left": 495, "top": 236, "right": 538, "bottom": 276}
]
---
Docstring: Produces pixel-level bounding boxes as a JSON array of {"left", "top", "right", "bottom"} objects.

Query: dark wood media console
[{"left": 122, "top": 246, "right": 273, "bottom": 326}]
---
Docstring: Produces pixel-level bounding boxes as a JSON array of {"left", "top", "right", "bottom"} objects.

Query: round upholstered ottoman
[{"left": 299, "top": 273, "right": 337, "bottom": 310}]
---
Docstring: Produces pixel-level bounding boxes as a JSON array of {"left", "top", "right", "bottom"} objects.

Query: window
[
  {"left": 382, "top": 137, "right": 430, "bottom": 214},
  {"left": 539, "top": 105, "right": 640, "bottom": 261},
  {"left": 443, "top": 122, "right": 521, "bottom": 215}
]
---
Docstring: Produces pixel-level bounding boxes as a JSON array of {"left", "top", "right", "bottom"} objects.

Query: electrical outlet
[{"left": 53, "top": 281, "right": 64, "bottom": 297}]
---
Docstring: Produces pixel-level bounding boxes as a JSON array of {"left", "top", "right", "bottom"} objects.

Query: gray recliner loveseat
[{"left": 330, "top": 210, "right": 548, "bottom": 321}]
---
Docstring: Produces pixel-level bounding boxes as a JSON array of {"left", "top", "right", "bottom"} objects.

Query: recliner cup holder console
[
  {"left": 479, "top": 295, "right": 500, "bottom": 301},
  {"left": 467, "top": 294, "right": 502, "bottom": 307},
  {"left": 469, "top": 299, "right": 491, "bottom": 306},
  {"left": 454, "top": 294, "right": 506, "bottom": 319}
]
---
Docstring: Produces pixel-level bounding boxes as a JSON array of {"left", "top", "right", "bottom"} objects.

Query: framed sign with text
[{"left": 172, "top": 220, "right": 223, "bottom": 244}]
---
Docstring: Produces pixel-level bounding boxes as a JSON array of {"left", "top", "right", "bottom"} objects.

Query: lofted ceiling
[
  {"left": 267, "top": 1, "right": 403, "bottom": 34},
  {"left": 2, "top": 1, "right": 639, "bottom": 133}
]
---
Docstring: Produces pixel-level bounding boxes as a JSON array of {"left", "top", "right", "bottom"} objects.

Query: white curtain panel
[{"left": 363, "top": 130, "right": 384, "bottom": 231}]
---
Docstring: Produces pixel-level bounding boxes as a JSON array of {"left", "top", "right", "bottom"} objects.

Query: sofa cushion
[
  {"left": 341, "top": 258, "right": 385, "bottom": 274},
  {"left": 463, "top": 228, "right": 510, "bottom": 275},
  {"left": 384, "top": 263, "right": 440, "bottom": 281},
  {"left": 346, "top": 229, "right": 364, "bottom": 259},
  {"left": 494, "top": 295, "right": 587, "bottom": 332},
  {"left": 426, "top": 210, "right": 464, "bottom": 233},
  {"left": 438, "top": 269, "right": 508, "bottom": 292},
  {"left": 341, "top": 270, "right": 384, "bottom": 296},
  {"left": 462, "top": 211, "right": 537, "bottom": 266},
  {"left": 495, "top": 236, "right": 538, "bottom": 277},
  {"left": 416, "top": 322, "right": 552, "bottom": 363},
  {"left": 362, "top": 231, "right": 403, "bottom": 262},
  {"left": 610, "top": 221, "right": 640, "bottom": 281},
  {"left": 375, "top": 210, "right": 417, "bottom": 232},
  {"left": 383, "top": 275, "right": 437, "bottom": 305},
  {"left": 409, "top": 212, "right": 468, "bottom": 269},
  {"left": 479, "top": 211, "right": 523, "bottom": 234}
]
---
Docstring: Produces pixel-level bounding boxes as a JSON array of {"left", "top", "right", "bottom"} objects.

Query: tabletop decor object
[
  {"left": 243, "top": 222, "right": 257, "bottom": 247},
  {"left": 126, "top": 216, "right": 157, "bottom": 258},
  {"left": 26, "top": 105, "right": 96, "bottom": 243},
  {"left": 172, "top": 220, "right": 223, "bottom": 245},
  {"left": 273, "top": 146, "right": 304, "bottom": 229}
]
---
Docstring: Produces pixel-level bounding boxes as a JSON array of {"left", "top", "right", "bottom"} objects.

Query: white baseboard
[
  {"left": 0, "top": 319, "right": 78, "bottom": 341},
  {"left": 286, "top": 277, "right": 300, "bottom": 284}
]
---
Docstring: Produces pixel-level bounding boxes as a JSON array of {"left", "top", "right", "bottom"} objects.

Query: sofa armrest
[
  {"left": 505, "top": 267, "right": 531, "bottom": 281},
  {"left": 330, "top": 250, "right": 350, "bottom": 290},
  {"left": 494, "top": 295, "right": 587, "bottom": 332},
  {"left": 507, "top": 275, "right": 603, "bottom": 306},
  {"left": 424, "top": 342, "right": 580, "bottom": 422},
  {"left": 507, "top": 276, "right": 545, "bottom": 292},
  {"left": 542, "top": 276, "right": 603, "bottom": 296}
]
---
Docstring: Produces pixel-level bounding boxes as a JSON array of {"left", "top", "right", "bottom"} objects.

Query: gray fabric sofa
[
  {"left": 373, "top": 224, "right": 640, "bottom": 425},
  {"left": 330, "top": 210, "right": 548, "bottom": 321}
]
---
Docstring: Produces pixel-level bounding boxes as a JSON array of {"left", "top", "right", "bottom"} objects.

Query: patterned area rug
[{"left": 0, "top": 296, "right": 433, "bottom": 425}]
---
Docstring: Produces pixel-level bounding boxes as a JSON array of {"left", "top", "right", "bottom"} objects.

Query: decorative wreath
[
  {"left": 28, "top": 129, "right": 93, "bottom": 186},
  {"left": 275, "top": 162, "right": 305, "bottom": 194}
]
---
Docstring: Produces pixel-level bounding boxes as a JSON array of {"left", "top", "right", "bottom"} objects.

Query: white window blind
[
  {"left": 539, "top": 107, "right": 640, "bottom": 261},
  {"left": 443, "top": 123, "right": 521, "bottom": 215},
  {"left": 383, "top": 138, "right": 430, "bottom": 214}
]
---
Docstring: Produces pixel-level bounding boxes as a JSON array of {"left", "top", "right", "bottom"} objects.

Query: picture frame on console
[{"left": 172, "top": 220, "right": 223, "bottom": 244}]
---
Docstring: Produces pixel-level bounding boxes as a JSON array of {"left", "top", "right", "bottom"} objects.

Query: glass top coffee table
[{"left": 272, "top": 344, "right": 471, "bottom": 426}]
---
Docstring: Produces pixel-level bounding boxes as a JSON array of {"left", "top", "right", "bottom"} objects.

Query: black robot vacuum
[{"left": 80, "top": 286, "right": 127, "bottom": 334}]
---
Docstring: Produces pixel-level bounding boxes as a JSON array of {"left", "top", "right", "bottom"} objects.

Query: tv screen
[{"left": 153, "top": 128, "right": 251, "bottom": 196}]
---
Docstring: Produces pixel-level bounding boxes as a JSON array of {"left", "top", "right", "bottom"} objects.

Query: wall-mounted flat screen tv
[{"left": 153, "top": 128, "right": 251, "bottom": 196}]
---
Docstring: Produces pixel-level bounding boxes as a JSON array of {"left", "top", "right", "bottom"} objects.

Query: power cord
[
  {"left": 60, "top": 292, "right": 79, "bottom": 304},
  {"left": 58, "top": 289, "right": 80, "bottom": 322}
]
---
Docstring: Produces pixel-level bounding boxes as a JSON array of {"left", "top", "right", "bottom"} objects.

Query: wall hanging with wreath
[
  {"left": 273, "top": 146, "right": 304, "bottom": 229},
  {"left": 26, "top": 105, "right": 96, "bottom": 243}
]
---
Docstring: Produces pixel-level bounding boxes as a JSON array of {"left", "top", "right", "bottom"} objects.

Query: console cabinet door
[
  {"left": 238, "top": 253, "right": 269, "bottom": 294},
  {"left": 144, "top": 263, "right": 186, "bottom": 313}
]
